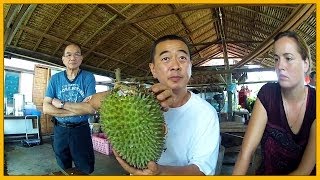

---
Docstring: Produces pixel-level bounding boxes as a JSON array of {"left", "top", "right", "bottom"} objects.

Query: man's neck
[
  {"left": 171, "top": 89, "right": 190, "bottom": 108},
  {"left": 66, "top": 68, "right": 80, "bottom": 80}
]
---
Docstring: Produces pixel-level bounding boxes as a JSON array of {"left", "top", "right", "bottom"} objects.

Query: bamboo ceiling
[{"left": 4, "top": 4, "right": 316, "bottom": 87}]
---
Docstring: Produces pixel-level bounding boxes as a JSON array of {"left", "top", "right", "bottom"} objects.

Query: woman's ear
[{"left": 304, "top": 58, "right": 310, "bottom": 74}]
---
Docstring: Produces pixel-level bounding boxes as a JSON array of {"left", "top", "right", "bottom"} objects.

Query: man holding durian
[{"left": 90, "top": 35, "right": 220, "bottom": 175}]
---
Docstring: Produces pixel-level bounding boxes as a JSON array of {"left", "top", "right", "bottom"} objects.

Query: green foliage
[
  {"left": 246, "top": 97, "right": 256, "bottom": 113},
  {"left": 99, "top": 84, "right": 165, "bottom": 169}
]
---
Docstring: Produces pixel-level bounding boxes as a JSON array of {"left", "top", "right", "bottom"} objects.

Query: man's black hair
[{"left": 150, "top": 35, "right": 191, "bottom": 63}]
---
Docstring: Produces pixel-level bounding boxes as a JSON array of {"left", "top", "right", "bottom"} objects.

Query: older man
[{"left": 43, "top": 43, "right": 96, "bottom": 174}]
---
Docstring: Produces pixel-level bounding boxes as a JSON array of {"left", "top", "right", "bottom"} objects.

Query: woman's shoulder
[
  {"left": 261, "top": 82, "right": 279, "bottom": 90},
  {"left": 258, "top": 82, "right": 279, "bottom": 95},
  {"left": 307, "top": 85, "right": 316, "bottom": 96}
]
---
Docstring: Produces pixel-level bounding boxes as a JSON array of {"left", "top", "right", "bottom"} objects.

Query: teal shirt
[{"left": 45, "top": 69, "right": 96, "bottom": 123}]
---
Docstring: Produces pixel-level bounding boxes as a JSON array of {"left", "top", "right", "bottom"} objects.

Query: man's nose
[{"left": 170, "top": 58, "right": 181, "bottom": 71}]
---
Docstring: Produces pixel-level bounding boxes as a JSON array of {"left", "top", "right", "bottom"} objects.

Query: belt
[{"left": 56, "top": 121, "right": 88, "bottom": 128}]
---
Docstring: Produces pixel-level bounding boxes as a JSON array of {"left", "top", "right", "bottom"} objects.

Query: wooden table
[
  {"left": 220, "top": 121, "right": 247, "bottom": 153},
  {"left": 220, "top": 121, "right": 247, "bottom": 133}
]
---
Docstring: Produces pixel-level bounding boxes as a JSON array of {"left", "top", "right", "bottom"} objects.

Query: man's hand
[
  {"left": 52, "top": 98, "right": 63, "bottom": 109},
  {"left": 87, "top": 91, "right": 110, "bottom": 110},
  {"left": 150, "top": 83, "right": 174, "bottom": 112},
  {"left": 113, "top": 149, "right": 161, "bottom": 175}
]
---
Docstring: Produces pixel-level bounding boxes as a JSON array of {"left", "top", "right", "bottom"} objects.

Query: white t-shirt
[{"left": 157, "top": 91, "right": 220, "bottom": 175}]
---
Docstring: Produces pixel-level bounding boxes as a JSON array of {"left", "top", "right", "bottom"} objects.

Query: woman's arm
[
  {"left": 232, "top": 98, "right": 268, "bottom": 175},
  {"left": 289, "top": 120, "right": 316, "bottom": 175}
]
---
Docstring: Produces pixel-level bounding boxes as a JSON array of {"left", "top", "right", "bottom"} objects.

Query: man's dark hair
[
  {"left": 150, "top": 35, "right": 191, "bottom": 63},
  {"left": 310, "top": 71, "right": 316, "bottom": 79}
]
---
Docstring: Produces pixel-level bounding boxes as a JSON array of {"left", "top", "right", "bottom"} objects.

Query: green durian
[{"left": 99, "top": 83, "right": 165, "bottom": 169}]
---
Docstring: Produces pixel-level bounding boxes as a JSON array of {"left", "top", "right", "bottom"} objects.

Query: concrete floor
[
  {"left": 4, "top": 134, "right": 241, "bottom": 176},
  {"left": 4, "top": 136, "right": 127, "bottom": 176}
]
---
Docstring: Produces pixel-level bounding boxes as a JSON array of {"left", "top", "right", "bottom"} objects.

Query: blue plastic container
[{"left": 32, "top": 109, "right": 42, "bottom": 118}]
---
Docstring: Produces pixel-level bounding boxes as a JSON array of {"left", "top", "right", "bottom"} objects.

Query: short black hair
[
  {"left": 150, "top": 35, "right": 191, "bottom": 63},
  {"left": 310, "top": 71, "right": 316, "bottom": 79}
]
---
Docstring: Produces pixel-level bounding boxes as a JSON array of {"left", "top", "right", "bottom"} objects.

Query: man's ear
[{"left": 149, "top": 63, "right": 157, "bottom": 78}]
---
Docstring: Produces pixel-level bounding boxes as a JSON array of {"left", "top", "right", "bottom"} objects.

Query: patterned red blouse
[{"left": 256, "top": 83, "right": 316, "bottom": 175}]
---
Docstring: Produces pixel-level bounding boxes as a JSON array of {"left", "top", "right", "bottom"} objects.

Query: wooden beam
[
  {"left": 52, "top": 5, "right": 98, "bottom": 55},
  {"left": 104, "top": 4, "right": 156, "bottom": 41},
  {"left": 13, "top": 6, "right": 37, "bottom": 47},
  {"left": 129, "top": 4, "right": 234, "bottom": 24},
  {"left": 225, "top": 10, "right": 277, "bottom": 30},
  {"left": 5, "top": 46, "right": 116, "bottom": 78},
  {"left": 232, "top": 4, "right": 315, "bottom": 69},
  {"left": 18, "top": 25, "right": 148, "bottom": 73},
  {"left": 5, "top": 5, "right": 36, "bottom": 47},
  {"left": 193, "top": 48, "right": 221, "bottom": 66},
  {"left": 33, "top": 5, "right": 67, "bottom": 51},
  {"left": 226, "top": 18, "right": 271, "bottom": 37},
  {"left": 81, "top": 4, "right": 133, "bottom": 46},
  {"left": 82, "top": 5, "right": 150, "bottom": 61},
  {"left": 191, "top": 40, "right": 262, "bottom": 46},
  {"left": 237, "top": 6, "right": 282, "bottom": 23},
  {"left": 170, "top": 5, "right": 191, "bottom": 34},
  {"left": 5, "top": 5, "right": 22, "bottom": 48},
  {"left": 4, "top": 4, "right": 21, "bottom": 29},
  {"left": 133, "top": 67, "right": 275, "bottom": 81}
]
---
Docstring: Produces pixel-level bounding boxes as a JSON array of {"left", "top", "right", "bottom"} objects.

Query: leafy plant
[{"left": 246, "top": 97, "right": 256, "bottom": 113}]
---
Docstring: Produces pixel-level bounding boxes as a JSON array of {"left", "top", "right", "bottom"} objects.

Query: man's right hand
[
  {"left": 150, "top": 83, "right": 174, "bottom": 112},
  {"left": 87, "top": 91, "right": 110, "bottom": 110}
]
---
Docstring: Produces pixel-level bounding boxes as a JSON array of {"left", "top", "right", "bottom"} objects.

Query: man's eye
[
  {"left": 161, "top": 57, "right": 170, "bottom": 61},
  {"left": 180, "top": 56, "right": 187, "bottom": 60}
]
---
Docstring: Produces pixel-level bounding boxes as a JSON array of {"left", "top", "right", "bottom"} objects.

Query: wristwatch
[{"left": 60, "top": 101, "right": 65, "bottom": 109}]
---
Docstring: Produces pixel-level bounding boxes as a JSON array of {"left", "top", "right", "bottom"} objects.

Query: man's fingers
[
  {"left": 114, "top": 151, "right": 137, "bottom": 175},
  {"left": 156, "top": 89, "right": 172, "bottom": 101},
  {"left": 112, "top": 148, "right": 119, "bottom": 157}
]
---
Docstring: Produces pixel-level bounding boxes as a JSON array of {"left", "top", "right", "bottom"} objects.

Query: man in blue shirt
[{"left": 43, "top": 43, "right": 96, "bottom": 174}]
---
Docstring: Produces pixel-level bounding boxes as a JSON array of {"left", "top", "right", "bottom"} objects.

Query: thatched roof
[{"left": 4, "top": 4, "right": 316, "bottom": 86}]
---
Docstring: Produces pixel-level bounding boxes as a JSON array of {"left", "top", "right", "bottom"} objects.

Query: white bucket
[{"left": 13, "top": 93, "right": 25, "bottom": 116}]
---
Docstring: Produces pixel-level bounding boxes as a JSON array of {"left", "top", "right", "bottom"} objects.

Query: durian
[{"left": 99, "top": 83, "right": 165, "bottom": 169}]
